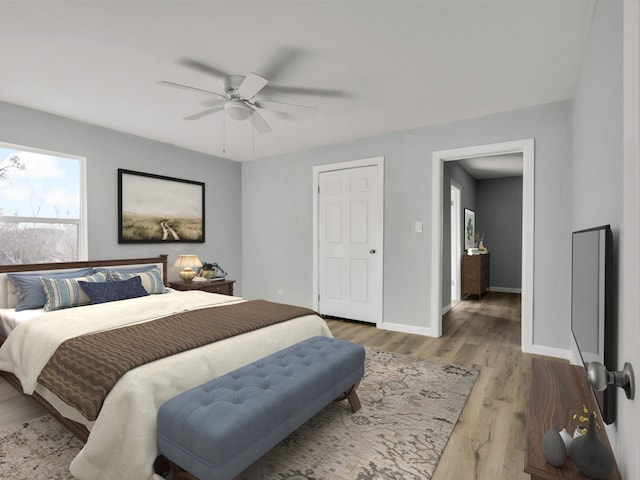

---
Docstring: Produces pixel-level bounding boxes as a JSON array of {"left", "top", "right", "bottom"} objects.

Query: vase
[
  {"left": 559, "top": 428, "right": 573, "bottom": 456},
  {"left": 573, "top": 425, "right": 587, "bottom": 439},
  {"left": 571, "top": 412, "right": 615, "bottom": 479},
  {"left": 542, "top": 426, "right": 566, "bottom": 467}
]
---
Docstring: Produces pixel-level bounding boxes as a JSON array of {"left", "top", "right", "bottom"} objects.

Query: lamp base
[{"left": 179, "top": 268, "right": 197, "bottom": 282}]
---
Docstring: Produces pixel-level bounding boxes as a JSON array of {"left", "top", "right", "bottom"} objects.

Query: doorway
[
  {"left": 312, "top": 157, "right": 384, "bottom": 326},
  {"left": 431, "top": 139, "right": 534, "bottom": 352}
]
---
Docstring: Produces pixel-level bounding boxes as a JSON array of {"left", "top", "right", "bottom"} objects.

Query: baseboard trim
[
  {"left": 522, "top": 343, "right": 571, "bottom": 360},
  {"left": 379, "top": 321, "right": 436, "bottom": 337},
  {"left": 490, "top": 286, "right": 522, "bottom": 293}
]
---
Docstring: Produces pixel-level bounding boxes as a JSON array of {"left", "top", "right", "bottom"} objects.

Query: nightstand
[{"left": 169, "top": 279, "right": 235, "bottom": 296}]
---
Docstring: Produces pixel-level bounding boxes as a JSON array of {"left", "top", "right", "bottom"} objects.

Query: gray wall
[
  {"left": 572, "top": 0, "right": 622, "bottom": 233},
  {"left": 476, "top": 176, "right": 523, "bottom": 290},
  {"left": 571, "top": 1, "right": 622, "bottom": 358},
  {"left": 0, "top": 101, "right": 243, "bottom": 287},
  {"left": 243, "top": 100, "right": 573, "bottom": 350}
]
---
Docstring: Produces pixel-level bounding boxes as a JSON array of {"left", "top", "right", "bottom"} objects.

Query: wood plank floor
[
  {"left": 0, "top": 291, "right": 534, "bottom": 479},
  {"left": 327, "top": 291, "right": 532, "bottom": 480}
]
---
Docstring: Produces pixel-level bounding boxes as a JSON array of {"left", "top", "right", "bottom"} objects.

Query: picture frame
[
  {"left": 118, "top": 169, "right": 205, "bottom": 243},
  {"left": 464, "top": 208, "right": 475, "bottom": 250}
]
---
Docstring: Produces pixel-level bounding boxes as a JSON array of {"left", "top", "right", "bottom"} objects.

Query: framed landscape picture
[{"left": 118, "top": 169, "right": 205, "bottom": 243}]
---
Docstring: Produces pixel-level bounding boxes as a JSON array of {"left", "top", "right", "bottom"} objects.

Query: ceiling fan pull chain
[{"left": 222, "top": 109, "right": 226, "bottom": 154}]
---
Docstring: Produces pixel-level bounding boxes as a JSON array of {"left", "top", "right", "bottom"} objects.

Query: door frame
[
  {"left": 312, "top": 156, "right": 385, "bottom": 327},
  {"left": 431, "top": 139, "right": 534, "bottom": 351},
  {"left": 450, "top": 181, "right": 462, "bottom": 304}
]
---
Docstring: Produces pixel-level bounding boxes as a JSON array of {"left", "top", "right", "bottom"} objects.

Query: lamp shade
[{"left": 174, "top": 254, "right": 202, "bottom": 282}]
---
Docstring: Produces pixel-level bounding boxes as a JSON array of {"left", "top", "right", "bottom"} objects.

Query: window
[{"left": 0, "top": 142, "right": 87, "bottom": 264}]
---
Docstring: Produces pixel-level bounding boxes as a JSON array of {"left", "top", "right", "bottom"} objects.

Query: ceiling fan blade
[
  {"left": 264, "top": 84, "right": 350, "bottom": 98},
  {"left": 237, "top": 73, "right": 269, "bottom": 99},
  {"left": 178, "top": 59, "right": 230, "bottom": 80},
  {"left": 254, "top": 99, "right": 316, "bottom": 116},
  {"left": 259, "top": 47, "right": 301, "bottom": 82},
  {"left": 184, "top": 105, "right": 225, "bottom": 121},
  {"left": 250, "top": 109, "right": 272, "bottom": 134},
  {"left": 157, "top": 80, "right": 227, "bottom": 100}
]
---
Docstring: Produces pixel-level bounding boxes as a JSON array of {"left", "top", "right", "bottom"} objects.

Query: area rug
[{"left": 0, "top": 349, "right": 478, "bottom": 480}]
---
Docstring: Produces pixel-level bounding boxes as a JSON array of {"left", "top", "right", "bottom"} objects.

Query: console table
[{"left": 526, "top": 358, "right": 621, "bottom": 479}]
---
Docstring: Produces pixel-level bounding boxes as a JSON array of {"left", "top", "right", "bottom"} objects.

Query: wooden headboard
[{"left": 0, "top": 254, "right": 169, "bottom": 285}]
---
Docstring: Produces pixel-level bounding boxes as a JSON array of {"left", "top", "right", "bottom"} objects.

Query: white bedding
[
  {"left": 0, "top": 290, "right": 332, "bottom": 480},
  {"left": 0, "top": 307, "right": 44, "bottom": 336}
]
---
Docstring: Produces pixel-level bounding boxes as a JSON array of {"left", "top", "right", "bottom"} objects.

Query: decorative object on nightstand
[
  {"left": 199, "top": 262, "right": 227, "bottom": 280},
  {"left": 174, "top": 254, "right": 202, "bottom": 282}
]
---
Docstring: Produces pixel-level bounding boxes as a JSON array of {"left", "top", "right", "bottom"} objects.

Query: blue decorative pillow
[
  {"left": 8, "top": 268, "right": 93, "bottom": 311},
  {"left": 78, "top": 276, "right": 149, "bottom": 305},
  {"left": 109, "top": 268, "right": 165, "bottom": 294},
  {"left": 39, "top": 271, "right": 109, "bottom": 311},
  {"left": 94, "top": 264, "right": 159, "bottom": 279}
]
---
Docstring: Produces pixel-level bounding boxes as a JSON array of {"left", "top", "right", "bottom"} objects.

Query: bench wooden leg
[
  {"left": 166, "top": 461, "right": 197, "bottom": 480},
  {"left": 334, "top": 381, "right": 361, "bottom": 413}
]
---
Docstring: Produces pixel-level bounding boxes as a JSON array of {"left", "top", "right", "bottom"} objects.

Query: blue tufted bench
[{"left": 157, "top": 336, "right": 365, "bottom": 480}]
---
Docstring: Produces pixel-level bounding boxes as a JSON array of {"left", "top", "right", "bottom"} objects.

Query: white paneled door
[
  {"left": 317, "top": 163, "right": 382, "bottom": 324},
  {"left": 619, "top": 2, "right": 640, "bottom": 476}
]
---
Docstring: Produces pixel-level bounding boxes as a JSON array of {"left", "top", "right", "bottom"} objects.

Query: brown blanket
[{"left": 37, "top": 300, "right": 316, "bottom": 420}]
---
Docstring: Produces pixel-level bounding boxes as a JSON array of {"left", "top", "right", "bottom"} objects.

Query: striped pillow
[
  {"left": 109, "top": 268, "right": 165, "bottom": 294},
  {"left": 39, "top": 271, "right": 109, "bottom": 311}
]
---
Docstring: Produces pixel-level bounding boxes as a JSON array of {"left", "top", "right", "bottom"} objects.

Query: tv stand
[{"left": 525, "top": 358, "right": 621, "bottom": 479}]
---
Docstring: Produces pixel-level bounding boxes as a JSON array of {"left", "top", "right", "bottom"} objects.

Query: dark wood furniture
[
  {"left": 170, "top": 279, "right": 235, "bottom": 296},
  {"left": 526, "top": 358, "right": 621, "bottom": 480},
  {"left": 0, "top": 254, "right": 169, "bottom": 285},
  {"left": 462, "top": 253, "right": 490, "bottom": 299}
]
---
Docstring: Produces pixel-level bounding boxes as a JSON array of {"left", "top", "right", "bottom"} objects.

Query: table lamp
[{"left": 174, "top": 254, "right": 202, "bottom": 282}]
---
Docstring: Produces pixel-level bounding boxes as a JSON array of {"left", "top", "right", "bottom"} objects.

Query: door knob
[{"left": 369, "top": 249, "right": 376, "bottom": 254}]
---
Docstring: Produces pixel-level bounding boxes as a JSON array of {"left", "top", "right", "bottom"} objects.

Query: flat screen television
[{"left": 571, "top": 225, "right": 615, "bottom": 424}]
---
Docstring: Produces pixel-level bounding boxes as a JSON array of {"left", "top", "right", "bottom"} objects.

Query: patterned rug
[{"left": 0, "top": 349, "right": 478, "bottom": 480}]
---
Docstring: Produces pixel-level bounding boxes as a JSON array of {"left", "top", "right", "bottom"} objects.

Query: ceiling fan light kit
[{"left": 225, "top": 100, "right": 253, "bottom": 121}]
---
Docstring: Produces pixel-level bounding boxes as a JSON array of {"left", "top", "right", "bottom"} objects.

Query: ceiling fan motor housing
[{"left": 224, "top": 75, "right": 246, "bottom": 95}]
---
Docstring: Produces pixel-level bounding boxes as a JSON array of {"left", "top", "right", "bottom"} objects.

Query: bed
[{"left": 0, "top": 255, "right": 333, "bottom": 480}]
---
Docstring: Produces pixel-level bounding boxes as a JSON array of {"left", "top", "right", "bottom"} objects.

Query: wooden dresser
[
  {"left": 462, "top": 253, "right": 490, "bottom": 299},
  {"left": 525, "top": 358, "right": 621, "bottom": 480}
]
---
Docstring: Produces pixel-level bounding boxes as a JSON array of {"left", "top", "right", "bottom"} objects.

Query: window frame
[{"left": 0, "top": 141, "right": 88, "bottom": 262}]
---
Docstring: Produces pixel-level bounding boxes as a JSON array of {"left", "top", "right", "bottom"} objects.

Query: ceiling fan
[{"left": 157, "top": 51, "right": 345, "bottom": 135}]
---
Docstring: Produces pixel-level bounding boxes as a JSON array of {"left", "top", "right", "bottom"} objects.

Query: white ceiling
[
  {"left": 457, "top": 153, "right": 523, "bottom": 179},
  {"left": 2, "top": 1, "right": 595, "bottom": 162}
]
